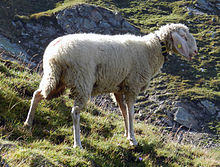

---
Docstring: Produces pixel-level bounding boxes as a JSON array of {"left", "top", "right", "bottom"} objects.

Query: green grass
[
  {"left": 0, "top": 52, "right": 220, "bottom": 167},
  {"left": 29, "top": 0, "right": 87, "bottom": 19}
]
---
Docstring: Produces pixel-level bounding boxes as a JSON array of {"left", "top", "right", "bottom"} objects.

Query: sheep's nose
[{"left": 193, "top": 48, "right": 198, "bottom": 55}]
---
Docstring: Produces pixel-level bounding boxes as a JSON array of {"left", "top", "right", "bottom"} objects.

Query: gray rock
[
  {"left": 90, "top": 9, "right": 103, "bottom": 22},
  {"left": 217, "top": 112, "right": 220, "bottom": 120},
  {"left": 217, "top": 3, "right": 220, "bottom": 10},
  {"left": 78, "top": 4, "right": 93, "bottom": 17},
  {"left": 103, "top": 29, "right": 112, "bottom": 35},
  {"left": 109, "top": 16, "right": 121, "bottom": 27},
  {"left": 102, "top": 9, "right": 115, "bottom": 19},
  {"left": 56, "top": 4, "right": 140, "bottom": 35},
  {"left": 195, "top": 0, "right": 220, "bottom": 15},
  {"left": 83, "top": 18, "right": 97, "bottom": 31},
  {"left": 187, "top": 7, "right": 205, "bottom": 15},
  {"left": 197, "top": 0, "right": 212, "bottom": 11},
  {"left": 99, "top": 21, "right": 111, "bottom": 29},
  {"left": 122, "top": 20, "right": 134, "bottom": 29},
  {"left": 9, "top": 3, "right": 141, "bottom": 66},
  {"left": 174, "top": 107, "right": 199, "bottom": 130},
  {"left": 44, "top": 26, "right": 57, "bottom": 36},
  {"left": 0, "top": 35, "right": 35, "bottom": 67},
  {"left": 200, "top": 100, "right": 216, "bottom": 115}
]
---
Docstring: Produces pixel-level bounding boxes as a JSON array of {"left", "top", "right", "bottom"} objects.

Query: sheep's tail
[{"left": 39, "top": 59, "right": 65, "bottom": 100}]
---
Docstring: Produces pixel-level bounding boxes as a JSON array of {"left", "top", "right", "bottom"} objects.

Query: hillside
[
  {"left": 0, "top": 0, "right": 220, "bottom": 166},
  {"left": 0, "top": 58, "right": 219, "bottom": 167}
]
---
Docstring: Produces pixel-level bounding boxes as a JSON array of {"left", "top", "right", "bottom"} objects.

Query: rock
[
  {"left": 78, "top": 4, "right": 93, "bottom": 17},
  {"left": 82, "top": 18, "right": 97, "bottom": 31},
  {"left": 187, "top": 7, "right": 205, "bottom": 15},
  {"left": 196, "top": 0, "right": 211, "bottom": 10},
  {"left": 99, "top": 21, "right": 111, "bottom": 29},
  {"left": 14, "top": 15, "right": 64, "bottom": 62},
  {"left": 174, "top": 107, "right": 199, "bottom": 130},
  {"left": 200, "top": 100, "right": 216, "bottom": 115},
  {"left": 56, "top": 4, "right": 140, "bottom": 35},
  {"left": 109, "top": 17, "right": 121, "bottom": 27},
  {"left": 122, "top": 20, "right": 136, "bottom": 31},
  {"left": 0, "top": 35, "right": 36, "bottom": 67},
  {"left": 90, "top": 9, "right": 103, "bottom": 23},
  {"left": 195, "top": 0, "right": 220, "bottom": 15},
  {"left": 217, "top": 3, "right": 220, "bottom": 10},
  {"left": 217, "top": 112, "right": 220, "bottom": 120},
  {"left": 12, "top": 3, "right": 140, "bottom": 63}
]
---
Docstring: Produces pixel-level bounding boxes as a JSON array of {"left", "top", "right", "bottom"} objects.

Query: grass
[{"left": 0, "top": 51, "right": 220, "bottom": 167}]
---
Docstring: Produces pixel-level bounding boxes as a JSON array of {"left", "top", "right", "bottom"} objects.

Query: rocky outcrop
[
  {"left": 93, "top": 91, "right": 220, "bottom": 132},
  {"left": 92, "top": 92, "right": 220, "bottom": 148},
  {"left": 56, "top": 4, "right": 140, "bottom": 35},
  {"left": 10, "top": 4, "right": 140, "bottom": 64},
  {"left": 194, "top": 0, "right": 220, "bottom": 15},
  {"left": 0, "top": 35, "right": 36, "bottom": 67},
  {"left": 12, "top": 16, "right": 64, "bottom": 63}
]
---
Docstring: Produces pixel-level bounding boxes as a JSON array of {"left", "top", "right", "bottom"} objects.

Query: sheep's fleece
[{"left": 24, "top": 23, "right": 198, "bottom": 148}]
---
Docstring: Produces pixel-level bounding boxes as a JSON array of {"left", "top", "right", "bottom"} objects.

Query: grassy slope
[
  {"left": 0, "top": 0, "right": 220, "bottom": 166},
  {"left": 0, "top": 59, "right": 219, "bottom": 166}
]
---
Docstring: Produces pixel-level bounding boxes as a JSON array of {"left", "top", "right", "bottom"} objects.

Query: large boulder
[
  {"left": 56, "top": 4, "right": 140, "bottom": 35},
  {"left": 11, "top": 4, "right": 141, "bottom": 64},
  {"left": 195, "top": 0, "right": 220, "bottom": 15}
]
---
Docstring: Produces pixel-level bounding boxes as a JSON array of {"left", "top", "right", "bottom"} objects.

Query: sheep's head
[
  {"left": 171, "top": 27, "right": 198, "bottom": 61},
  {"left": 157, "top": 24, "right": 198, "bottom": 61}
]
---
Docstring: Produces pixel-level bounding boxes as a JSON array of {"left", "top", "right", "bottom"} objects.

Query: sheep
[{"left": 24, "top": 23, "right": 198, "bottom": 148}]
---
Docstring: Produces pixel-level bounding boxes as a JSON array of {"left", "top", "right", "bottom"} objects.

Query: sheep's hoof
[
  {"left": 23, "top": 122, "right": 31, "bottom": 129},
  {"left": 130, "top": 141, "right": 138, "bottom": 146},
  {"left": 128, "top": 137, "right": 138, "bottom": 146},
  {"left": 23, "top": 122, "right": 32, "bottom": 135},
  {"left": 73, "top": 144, "right": 83, "bottom": 149}
]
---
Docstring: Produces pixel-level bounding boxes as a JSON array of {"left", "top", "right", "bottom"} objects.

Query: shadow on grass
[
  {"left": 162, "top": 54, "right": 200, "bottom": 81},
  {"left": 30, "top": 154, "right": 57, "bottom": 167},
  {"left": 83, "top": 140, "right": 170, "bottom": 167}
]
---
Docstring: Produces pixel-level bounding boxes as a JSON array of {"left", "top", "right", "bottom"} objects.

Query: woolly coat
[
  {"left": 40, "top": 24, "right": 191, "bottom": 101},
  {"left": 39, "top": 32, "right": 165, "bottom": 101}
]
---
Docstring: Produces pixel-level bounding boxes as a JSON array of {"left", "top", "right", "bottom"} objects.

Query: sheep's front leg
[
  {"left": 71, "top": 106, "right": 82, "bottom": 148},
  {"left": 126, "top": 96, "right": 138, "bottom": 146},
  {"left": 114, "top": 92, "right": 128, "bottom": 137},
  {"left": 71, "top": 100, "right": 87, "bottom": 149},
  {"left": 24, "top": 89, "right": 43, "bottom": 129}
]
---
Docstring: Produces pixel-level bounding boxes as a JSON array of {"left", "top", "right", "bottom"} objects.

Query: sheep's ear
[{"left": 171, "top": 32, "right": 189, "bottom": 57}]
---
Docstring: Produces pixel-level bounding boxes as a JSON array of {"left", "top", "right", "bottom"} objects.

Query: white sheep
[{"left": 24, "top": 23, "right": 198, "bottom": 148}]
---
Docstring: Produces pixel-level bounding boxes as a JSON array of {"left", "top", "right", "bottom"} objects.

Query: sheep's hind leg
[
  {"left": 71, "top": 100, "right": 87, "bottom": 149},
  {"left": 114, "top": 92, "right": 128, "bottom": 137},
  {"left": 24, "top": 89, "right": 43, "bottom": 129},
  {"left": 125, "top": 95, "right": 138, "bottom": 146}
]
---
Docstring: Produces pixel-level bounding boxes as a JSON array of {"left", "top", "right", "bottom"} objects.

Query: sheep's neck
[
  {"left": 155, "top": 35, "right": 169, "bottom": 62},
  {"left": 160, "top": 41, "right": 168, "bottom": 62}
]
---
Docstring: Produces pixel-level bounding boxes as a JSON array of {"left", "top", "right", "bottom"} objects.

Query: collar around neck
[{"left": 155, "top": 35, "right": 169, "bottom": 62}]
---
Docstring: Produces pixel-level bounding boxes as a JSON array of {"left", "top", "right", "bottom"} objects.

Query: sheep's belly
[
  {"left": 91, "top": 81, "right": 121, "bottom": 96},
  {"left": 91, "top": 63, "right": 129, "bottom": 95}
]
